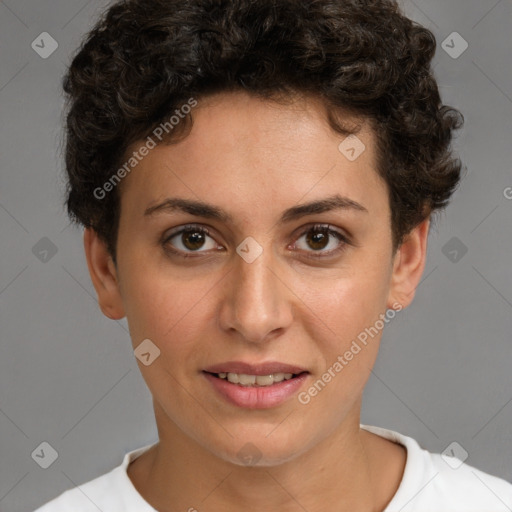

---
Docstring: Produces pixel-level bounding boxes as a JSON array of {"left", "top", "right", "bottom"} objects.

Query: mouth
[
  {"left": 204, "top": 371, "right": 307, "bottom": 387},
  {"left": 202, "top": 362, "right": 310, "bottom": 409}
]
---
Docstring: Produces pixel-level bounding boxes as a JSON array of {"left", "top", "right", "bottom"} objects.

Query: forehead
[
  {"left": 176, "top": 91, "right": 370, "bottom": 159},
  {"left": 119, "top": 91, "right": 388, "bottom": 222}
]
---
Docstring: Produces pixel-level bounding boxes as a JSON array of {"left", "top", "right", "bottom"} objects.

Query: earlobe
[
  {"left": 386, "top": 218, "right": 430, "bottom": 310},
  {"left": 83, "top": 228, "right": 125, "bottom": 320}
]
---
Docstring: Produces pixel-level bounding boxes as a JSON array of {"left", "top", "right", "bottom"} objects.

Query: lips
[{"left": 202, "top": 361, "right": 309, "bottom": 408}]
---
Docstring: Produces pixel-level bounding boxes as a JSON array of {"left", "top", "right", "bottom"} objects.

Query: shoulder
[
  {"left": 361, "top": 424, "right": 512, "bottom": 512},
  {"left": 429, "top": 451, "right": 512, "bottom": 498},
  {"left": 33, "top": 470, "right": 119, "bottom": 512},
  {"left": 407, "top": 454, "right": 512, "bottom": 511},
  {"left": 33, "top": 444, "right": 157, "bottom": 512}
]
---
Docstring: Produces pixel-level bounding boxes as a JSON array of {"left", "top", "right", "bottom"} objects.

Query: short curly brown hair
[{"left": 62, "top": 0, "right": 464, "bottom": 260}]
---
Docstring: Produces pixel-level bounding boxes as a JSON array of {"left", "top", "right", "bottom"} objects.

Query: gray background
[{"left": 0, "top": 0, "right": 511, "bottom": 510}]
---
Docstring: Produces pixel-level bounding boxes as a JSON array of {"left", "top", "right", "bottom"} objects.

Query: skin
[{"left": 84, "top": 91, "right": 429, "bottom": 512}]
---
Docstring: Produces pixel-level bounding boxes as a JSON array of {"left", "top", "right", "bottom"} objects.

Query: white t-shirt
[{"left": 34, "top": 424, "right": 512, "bottom": 511}]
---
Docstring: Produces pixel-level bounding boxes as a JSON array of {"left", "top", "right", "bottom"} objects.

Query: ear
[
  {"left": 386, "top": 217, "right": 430, "bottom": 310},
  {"left": 83, "top": 228, "right": 125, "bottom": 320}
]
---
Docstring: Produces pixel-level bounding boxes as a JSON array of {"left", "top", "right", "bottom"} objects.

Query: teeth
[
  {"left": 219, "top": 372, "right": 297, "bottom": 386},
  {"left": 255, "top": 375, "right": 274, "bottom": 386},
  {"left": 227, "top": 372, "right": 239, "bottom": 384},
  {"left": 238, "top": 374, "right": 256, "bottom": 386}
]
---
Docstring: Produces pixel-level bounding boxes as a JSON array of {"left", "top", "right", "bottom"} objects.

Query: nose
[{"left": 218, "top": 244, "right": 294, "bottom": 344}]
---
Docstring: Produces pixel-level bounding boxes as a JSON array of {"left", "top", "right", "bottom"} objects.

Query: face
[{"left": 85, "top": 91, "right": 428, "bottom": 466}]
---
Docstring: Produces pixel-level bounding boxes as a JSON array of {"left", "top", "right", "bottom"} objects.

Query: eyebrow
[{"left": 144, "top": 194, "right": 368, "bottom": 224}]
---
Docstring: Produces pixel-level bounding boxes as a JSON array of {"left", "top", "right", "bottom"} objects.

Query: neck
[{"left": 127, "top": 401, "right": 402, "bottom": 512}]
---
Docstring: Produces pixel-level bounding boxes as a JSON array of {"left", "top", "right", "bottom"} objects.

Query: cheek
[
  {"left": 118, "top": 260, "right": 219, "bottom": 358},
  {"left": 298, "top": 257, "right": 391, "bottom": 346},
  {"left": 294, "top": 273, "right": 389, "bottom": 426},
  {"left": 293, "top": 254, "right": 391, "bottom": 401},
  {"left": 120, "top": 281, "right": 169, "bottom": 347}
]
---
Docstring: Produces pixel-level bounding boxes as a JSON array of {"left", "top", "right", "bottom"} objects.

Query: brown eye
[
  {"left": 181, "top": 229, "right": 207, "bottom": 251},
  {"left": 294, "top": 224, "right": 350, "bottom": 257},
  {"left": 305, "top": 228, "right": 330, "bottom": 251},
  {"left": 163, "top": 225, "right": 219, "bottom": 255}
]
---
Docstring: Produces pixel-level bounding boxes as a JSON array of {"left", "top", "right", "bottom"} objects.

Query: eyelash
[{"left": 162, "top": 223, "right": 351, "bottom": 260}]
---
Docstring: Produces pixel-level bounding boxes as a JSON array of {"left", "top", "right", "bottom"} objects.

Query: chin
[{"left": 209, "top": 429, "right": 313, "bottom": 468}]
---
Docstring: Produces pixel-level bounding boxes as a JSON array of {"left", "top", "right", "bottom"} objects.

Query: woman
[{"left": 35, "top": 0, "right": 512, "bottom": 510}]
